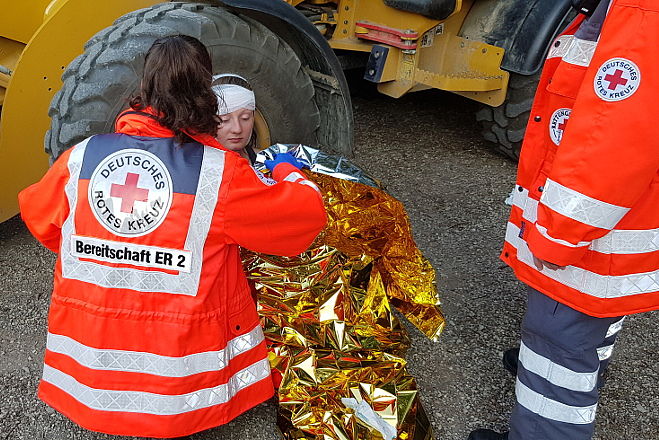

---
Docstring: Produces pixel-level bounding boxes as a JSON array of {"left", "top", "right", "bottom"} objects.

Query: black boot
[{"left": 467, "top": 429, "right": 509, "bottom": 440}]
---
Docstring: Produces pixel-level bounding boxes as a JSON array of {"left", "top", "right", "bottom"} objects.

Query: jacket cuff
[
  {"left": 272, "top": 162, "right": 302, "bottom": 181},
  {"left": 526, "top": 224, "right": 590, "bottom": 267}
]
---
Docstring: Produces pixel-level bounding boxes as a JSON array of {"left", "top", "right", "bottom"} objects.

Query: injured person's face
[{"left": 216, "top": 108, "right": 254, "bottom": 153}]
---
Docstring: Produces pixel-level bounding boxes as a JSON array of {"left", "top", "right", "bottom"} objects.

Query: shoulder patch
[
  {"left": 549, "top": 108, "right": 571, "bottom": 145},
  {"left": 88, "top": 149, "right": 173, "bottom": 237},
  {"left": 594, "top": 58, "right": 641, "bottom": 102},
  {"left": 251, "top": 167, "right": 277, "bottom": 186}
]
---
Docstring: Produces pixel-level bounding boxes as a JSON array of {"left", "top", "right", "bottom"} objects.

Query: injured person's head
[{"left": 212, "top": 73, "right": 257, "bottom": 159}]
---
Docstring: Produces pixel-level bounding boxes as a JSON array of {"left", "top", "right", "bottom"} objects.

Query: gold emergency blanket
[{"left": 245, "top": 146, "right": 444, "bottom": 440}]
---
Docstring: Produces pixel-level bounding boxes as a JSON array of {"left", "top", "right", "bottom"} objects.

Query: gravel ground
[{"left": 1, "top": 88, "right": 657, "bottom": 440}]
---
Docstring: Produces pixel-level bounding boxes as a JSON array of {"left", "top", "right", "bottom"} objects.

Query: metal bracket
[{"left": 355, "top": 21, "right": 418, "bottom": 49}]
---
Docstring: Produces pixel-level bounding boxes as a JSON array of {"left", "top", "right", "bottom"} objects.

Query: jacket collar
[{"left": 115, "top": 107, "right": 227, "bottom": 151}]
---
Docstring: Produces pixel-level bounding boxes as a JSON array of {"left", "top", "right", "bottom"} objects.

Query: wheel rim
[{"left": 253, "top": 108, "right": 271, "bottom": 150}]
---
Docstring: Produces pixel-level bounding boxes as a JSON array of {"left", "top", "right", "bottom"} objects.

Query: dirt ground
[{"left": 1, "top": 88, "right": 657, "bottom": 440}]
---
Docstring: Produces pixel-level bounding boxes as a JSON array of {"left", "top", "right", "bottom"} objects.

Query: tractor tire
[
  {"left": 476, "top": 72, "right": 541, "bottom": 161},
  {"left": 46, "top": 2, "right": 321, "bottom": 160}
]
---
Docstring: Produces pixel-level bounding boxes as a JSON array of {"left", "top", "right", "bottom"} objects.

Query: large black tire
[
  {"left": 476, "top": 72, "right": 541, "bottom": 161},
  {"left": 46, "top": 2, "right": 320, "bottom": 160}
]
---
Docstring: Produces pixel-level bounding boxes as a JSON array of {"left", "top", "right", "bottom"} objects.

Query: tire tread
[
  {"left": 47, "top": 2, "right": 320, "bottom": 159},
  {"left": 477, "top": 72, "right": 541, "bottom": 161}
]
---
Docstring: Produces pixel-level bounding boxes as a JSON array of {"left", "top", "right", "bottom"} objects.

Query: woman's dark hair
[
  {"left": 212, "top": 74, "right": 259, "bottom": 159},
  {"left": 130, "top": 35, "right": 218, "bottom": 143}
]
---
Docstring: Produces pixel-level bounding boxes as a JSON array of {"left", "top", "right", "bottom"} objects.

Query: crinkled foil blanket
[{"left": 243, "top": 145, "right": 445, "bottom": 440}]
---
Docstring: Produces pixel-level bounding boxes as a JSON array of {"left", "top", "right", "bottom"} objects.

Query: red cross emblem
[
  {"left": 603, "top": 69, "right": 628, "bottom": 90},
  {"left": 110, "top": 173, "right": 149, "bottom": 213},
  {"left": 557, "top": 119, "right": 568, "bottom": 131}
]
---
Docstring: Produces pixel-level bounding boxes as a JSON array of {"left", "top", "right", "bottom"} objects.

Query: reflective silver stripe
[
  {"left": 591, "top": 228, "right": 659, "bottom": 254},
  {"left": 540, "top": 179, "right": 630, "bottom": 230},
  {"left": 42, "top": 358, "right": 271, "bottom": 416},
  {"left": 547, "top": 35, "right": 574, "bottom": 60},
  {"left": 283, "top": 171, "right": 320, "bottom": 193},
  {"left": 606, "top": 317, "right": 625, "bottom": 338},
  {"left": 516, "top": 378, "right": 598, "bottom": 425},
  {"left": 283, "top": 172, "right": 306, "bottom": 183},
  {"left": 299, "top": 180, "right": 320, "bottom": 192},
  {"left": 46, "top": 325, "right": 264, "bottom": 377},
  {"left": 512, "top": 186, "right": 659, "bottom": 254},
  {"left": 536, "top": 225, "right": 590, "bottom": 248},
  {"left": 506, "top": 222, "right": 659, "bottom": 298},
  {"left": 59, "top": 138, "right": 90, "bottom": 253},
  {"left": 61, "top": 143, "right": 225, "bottom": 295},
  {"left": 547, "top": 35, "right": 597, "bottom": 66},
  {"left": 510, "top": 186, "right": 538, "bottom": 223},
  {"left": 519, "top": 342, "right": 598, "bottom": 392},
  {"left": 563, "top": 38, "right": 597, "bottom": 67},
  {"left": 597, "top": 344, "right": 614, "bottom": 361}
]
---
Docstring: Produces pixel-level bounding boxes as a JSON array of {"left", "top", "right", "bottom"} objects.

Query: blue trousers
[{"left": 509, "top": 287, "right": 624, "bottom": 440}]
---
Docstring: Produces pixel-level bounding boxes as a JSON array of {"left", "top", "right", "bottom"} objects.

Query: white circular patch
[
  {"left": 593, "top": 58, "right": 641, "bottom": 102},
  {"left": 88, "top": 149, "right": 173, "bottom": 237},
  {"left": 549, "top": 108, "right": 571, "bottom": 145}
]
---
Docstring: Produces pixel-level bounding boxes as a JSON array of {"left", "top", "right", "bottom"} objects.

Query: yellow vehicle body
[
  {"left": 0, "top": 0, "right": 511, "bottom": 223},
  {"left": 288, "top": 0, "right": 508, "bottom": 103},
  {"left": 0, "top": 0, "right": 160, "bottom": 223}
]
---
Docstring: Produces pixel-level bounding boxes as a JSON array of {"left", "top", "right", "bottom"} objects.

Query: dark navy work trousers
[{"left": 509, "top": 287, "right": 624, "bottom": 440}]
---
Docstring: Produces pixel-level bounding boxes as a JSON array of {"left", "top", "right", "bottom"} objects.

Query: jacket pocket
[
  {"left": 546, "top": 61, "right": 588, "bottom": 100},
  {"left": 228, "top": 287, "right": 260, "bottom": 336}
]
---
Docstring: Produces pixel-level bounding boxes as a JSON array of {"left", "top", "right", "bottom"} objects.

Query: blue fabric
[
  {"left": 509, "top": 287, "right": 624, "bottom": 440},
  {"left": 264, "top": 152, "right": 305, "bottom": 172},
  {"left": 574, "top": 0, "right": 611, "bottom": 41},
  {"left": 79, "top": 134, "right": 204, "bottom": 195}
]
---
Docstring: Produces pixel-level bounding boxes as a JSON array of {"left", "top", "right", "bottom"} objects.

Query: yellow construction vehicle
[{"left": 0, "top": 0, "right": 576, "bottom": 222}]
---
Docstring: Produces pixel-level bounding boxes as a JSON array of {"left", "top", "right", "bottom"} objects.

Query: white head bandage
[{"left": 212, "top": 73, "right": 256, "bottom": 116}]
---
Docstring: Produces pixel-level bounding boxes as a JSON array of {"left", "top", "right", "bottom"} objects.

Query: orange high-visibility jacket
[
  {"left": 502, "top": 0, "right": 659, "bottom": 318},
  {"left": 18, "top": 111, "right": 327, "bottom": 438}
]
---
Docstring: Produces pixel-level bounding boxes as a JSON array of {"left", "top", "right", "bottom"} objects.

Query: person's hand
[
  {"left": 533, "top": 255, "right": 565, "bottom": 271},
  {"left": 264, "top": 152, "right": 306, "bottom": 172}
]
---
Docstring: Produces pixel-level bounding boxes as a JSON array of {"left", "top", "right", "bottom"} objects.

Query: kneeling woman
[{"left": 19, "top": 36, "right": 326, "bottom": 438}]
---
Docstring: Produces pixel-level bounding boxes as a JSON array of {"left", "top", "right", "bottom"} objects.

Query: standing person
[
  {"left": 469, "top": 1, "right": 659, "bottom": 439},
  {"left": 18, "top": 35, "right": 326, "bottom": 438}
]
